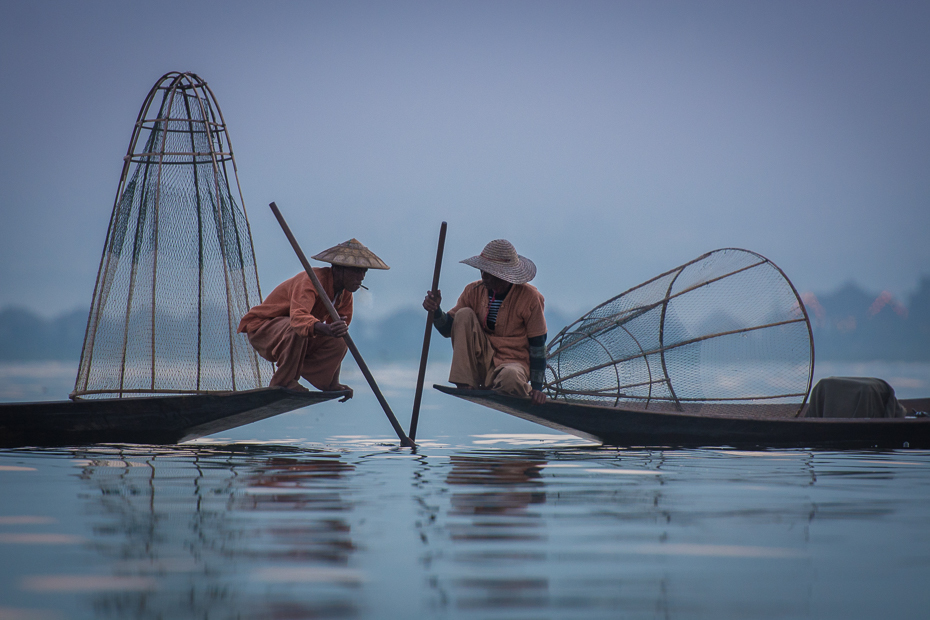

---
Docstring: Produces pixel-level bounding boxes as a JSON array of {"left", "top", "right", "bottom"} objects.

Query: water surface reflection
[
  {"left": 73, "top": 445, "right": 360, "bottom": 619},
  {"left": 2, "top": 445, "right": 930, "bottom": 619},
  {"left": 415, "top": 448, "right": 930, "bottom": 618}
]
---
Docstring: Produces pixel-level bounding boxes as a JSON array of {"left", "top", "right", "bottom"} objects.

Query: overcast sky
[{"left": 1, "top": 0, "right": 928, "bottom": 321}]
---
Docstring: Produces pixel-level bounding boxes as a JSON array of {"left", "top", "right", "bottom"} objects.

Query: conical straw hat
[
  {"left": 460, "top": 239, "right": 536, "bottom": 284},
  {"left": 312, "top": 238, "right": 390, "bottom": 270}
]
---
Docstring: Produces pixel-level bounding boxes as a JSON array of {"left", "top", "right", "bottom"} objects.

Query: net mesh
[
  {"left": 545, "top": 248, "right": 814, "bottom": 417},
  {"left": 73, "top": 72, "right": 271, "bottom": 399}
]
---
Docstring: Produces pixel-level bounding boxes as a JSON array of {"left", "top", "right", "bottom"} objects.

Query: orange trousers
[
  {"left": 449, "top": 308, "right": 530, "bottom": 396},
  {"left": 246, "top": 316, "right": 347, "bottom": 390}
]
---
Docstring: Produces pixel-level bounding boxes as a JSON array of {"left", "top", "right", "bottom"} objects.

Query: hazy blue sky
[{"left": 1, "top": 0, "right": 928, "bottom": 320}]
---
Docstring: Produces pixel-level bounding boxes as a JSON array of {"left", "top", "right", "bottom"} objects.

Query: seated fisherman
[
  {"left": 238, "top": 239, "right": 389, "bottom": 397},
  {"left": 423, "top": 239, "right": 547, "bottom": 405}
]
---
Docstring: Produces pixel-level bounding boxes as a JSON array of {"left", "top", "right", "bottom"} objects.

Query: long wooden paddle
[
  {"left": 409, "top": 221, "right": 447, "bottom": 440},
  {"left": 268, "top": 202, "right": 415, "bottom": 447}
]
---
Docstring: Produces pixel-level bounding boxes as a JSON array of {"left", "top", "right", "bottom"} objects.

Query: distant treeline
[
  {"left": 1, "top": 278, "right": 928, "bottom": 362},
  {"left": 0, "top": 307, "right": 88, "bottom": 361}
]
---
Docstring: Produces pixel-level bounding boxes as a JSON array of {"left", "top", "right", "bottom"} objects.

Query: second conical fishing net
[{"left": 545, "top": 248, "right": 814, "bottom": 417}]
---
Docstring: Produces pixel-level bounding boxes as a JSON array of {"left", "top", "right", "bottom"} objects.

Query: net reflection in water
[{"left": 71, "top": 445, "right": 360, "bottom": 619}]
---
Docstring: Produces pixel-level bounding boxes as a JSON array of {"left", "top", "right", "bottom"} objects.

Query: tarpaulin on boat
[{"left": 805, "top": 377, "right": 906, "bottom": 418}]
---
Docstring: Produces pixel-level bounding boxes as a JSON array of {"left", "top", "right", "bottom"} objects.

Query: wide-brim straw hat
[
  {"left": 312, "top": 238, "right": 390, "bottom": 270},
  {"left": 460, "top": 239, "right": 536, "bottom": 284}
]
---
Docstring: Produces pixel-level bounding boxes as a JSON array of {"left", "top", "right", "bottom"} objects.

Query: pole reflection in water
[{"left": 72, "top": 445, "right": 359, "bottom": 619}]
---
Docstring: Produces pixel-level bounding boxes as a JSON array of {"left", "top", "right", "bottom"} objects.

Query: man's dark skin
[
  {"left": 311, "top": 265, "right": 366, "bottom": 400},
  {"left": 313, "top": 265, "right": 367, "bottom": 337},
  {"left": 423, "top": 270, "right": 547, "bottom": 405}
]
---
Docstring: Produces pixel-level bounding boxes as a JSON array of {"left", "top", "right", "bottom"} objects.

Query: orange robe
[
  {"left": 238, "top": 268, "right": 353, "bottom": 337},
  {"left": 237, "top": 268, "right": 352, "bottom": 390},
  {"left": 448, "top": 281, "right": 546, "bottom": 374}
]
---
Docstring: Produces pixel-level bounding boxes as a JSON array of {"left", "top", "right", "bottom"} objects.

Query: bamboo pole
[
  {"left": 268, "top": 202, "right": 414, "bottom": 447},
  {"left": 409, "top": 221, "right": 447, "bottom": 440}
]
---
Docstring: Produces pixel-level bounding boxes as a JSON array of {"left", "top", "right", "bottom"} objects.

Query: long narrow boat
[
  {"left": 435, "top": 385, "right": 930, "bottom": 449},
  {"left": 0, "top": 387, "right": 347, "bottom": 448}
]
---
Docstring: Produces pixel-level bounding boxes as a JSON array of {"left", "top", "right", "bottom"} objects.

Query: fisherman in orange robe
[
  {"left": 423, "top": 239, "right": 548, "bottom": 405},
  {"left": 238, "top": 239, "right": 389, "bottom": 398}
]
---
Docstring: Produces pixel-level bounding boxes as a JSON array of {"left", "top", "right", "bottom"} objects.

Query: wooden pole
[
  {"left": 409, "top": 221, "right": 447, "bottom": 440},
  {"left": 268, "top": 202, "right": 415, "bottom": 447}
]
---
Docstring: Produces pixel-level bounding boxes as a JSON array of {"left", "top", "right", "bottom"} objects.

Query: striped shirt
[{"left": 486, "top": 288, "right": 506, "bottom": 331}]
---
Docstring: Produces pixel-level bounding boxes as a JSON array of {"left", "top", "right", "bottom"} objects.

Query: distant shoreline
[{"left": 2, "top": 276, "right": 929, "bottom": 363}]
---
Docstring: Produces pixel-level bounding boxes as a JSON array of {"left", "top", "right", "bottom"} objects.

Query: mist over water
[{"left": 3, "top": 359, "right": 929, "bottom": 406}]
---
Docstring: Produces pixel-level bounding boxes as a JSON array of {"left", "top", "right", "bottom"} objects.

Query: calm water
[{"left": 2, "top": 362, "right": 930, "bottom": 619}]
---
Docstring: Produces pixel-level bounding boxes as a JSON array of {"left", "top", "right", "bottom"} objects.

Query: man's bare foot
[{"left": 333, "top": 383, "right": 354, "bottom": 402}]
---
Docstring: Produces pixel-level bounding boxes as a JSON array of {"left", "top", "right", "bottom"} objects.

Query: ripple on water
[{"left": 1, "top": 445, "right": 930, "bottom": 618}]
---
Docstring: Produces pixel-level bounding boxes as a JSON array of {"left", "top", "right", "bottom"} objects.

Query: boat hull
[
  {"left": 0, "top": 387, "right": 347, "bottom": 448},
  {"left": 435, "top": 385, "right": 930, "bottom": 449}
]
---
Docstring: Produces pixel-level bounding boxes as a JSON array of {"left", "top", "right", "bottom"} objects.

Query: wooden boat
[
  {"left": 0, "top": 387, "right": 347, "bottom": 449},
  {"left": 435, "top": 385, "right": 930, "bottom": 449}
]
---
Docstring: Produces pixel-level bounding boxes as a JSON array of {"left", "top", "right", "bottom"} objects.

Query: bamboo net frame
[
  {"left": 545, "top": 248, "right": 815, "bottom": 416},
  {"left": 72, "top": 72, "right": 271, "bottom": 399}
]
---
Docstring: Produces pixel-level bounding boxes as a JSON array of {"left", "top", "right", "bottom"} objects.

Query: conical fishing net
[
  {"left": 73, "top": 72, "right": 271, "bottom": 399},
  {"left": 545, "top": 248, "right": 814, "bottom": 417}
]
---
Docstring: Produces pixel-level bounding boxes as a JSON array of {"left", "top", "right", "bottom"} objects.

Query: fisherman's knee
[
  {"left": 311, "top": 335, "right": 348, "bottom": 363},
  {"left": 266, "top": 321, "right": 309, "bottom": 362},
  {"left": 452, "top": 308, "right": 478, "bottom": 329},
  {"left": 449, "top": 308, "right": 475, "bottom": 342},
  {"left": 492, "top": 365, "right": 530, "bottom": 396}
]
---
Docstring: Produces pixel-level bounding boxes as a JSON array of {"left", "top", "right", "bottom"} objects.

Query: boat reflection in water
[
  {"left": 438, "top": 453, "right": 550, "bottom": 610},
  {"left": 418, "top": 446, "right": 822, "bottom": 617},
  {"left": 71, "top": 445, "right": 359, "bottom": 619},
  {"left": 3, "top": 440, "right": 930, "bottom": 618}
]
